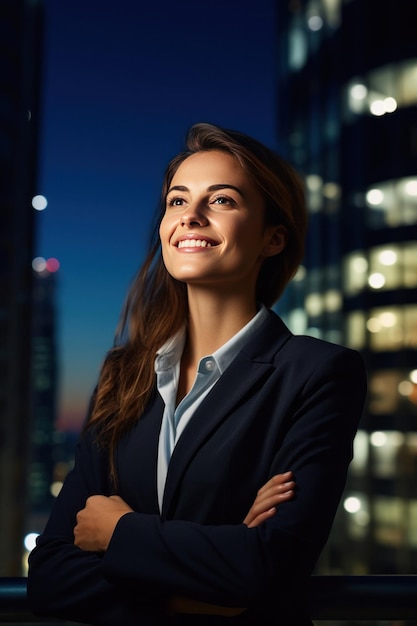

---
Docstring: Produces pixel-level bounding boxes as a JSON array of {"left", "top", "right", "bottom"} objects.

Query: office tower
[
  {"left": 28, "top": 265, "right": 59, "bottom": 534},
  {"left": 0, "top": 0, "right": 43, "bottom": 575},
  {"left": 275, "top": 0, "right": 417, "bottom": 574}
]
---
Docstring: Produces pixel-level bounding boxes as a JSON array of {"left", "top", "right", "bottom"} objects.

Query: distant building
[
  {"left": 24, "top": 260, "right": 80, "bottom": 571},
  {"left": 275, "top": 0, "right": 417, "bottom": 574},
  {"left": 0, "top": 0, "right": 43, "bottom": 575},
  {"left": 27, "top": 265, "right": 59, "bottom": 535}
]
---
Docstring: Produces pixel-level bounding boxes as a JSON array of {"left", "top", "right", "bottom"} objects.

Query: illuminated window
[
  {"left": 287, "top": 308, "right": 308, "bottom": 335},
  {"left": 367, "top": 305, "right": 417, "bottom": 351},
  {"left": 404, "top": 244, "right": 417, "bottom": 288},
  {"left": 343, "top": 252, "right": 368, "bottom": 295},
  {"left": 350, "top": 430, "right": 369, "bottom": 476},
  {"left": 288, "top": 27, "right": 307, "bottom": 70},
  {"left": 344, "top": 243, "right": 417, "bottom": 296},
  {"left": 369, "top": 370, "right": 403, "bottom": 414},
  {"left": 304, "top": 177, "right": 342, "bottom": 214},
  {"left": 370, "top": 430, "right": 405, "bottom": 478},
  {"left": 374, "top": 496, "right": 406, "bottom": 547},
  {"left": 343, "top": 492, "right": 370, "bottom": 540},
  {"left": 369, "top": 245, "right": 401, "bottom": 290},
  {"left": 408, "top": 501, "right": 417, "bottom": 547},
  {"left": 305, "top": 293, "right": 324, "bottom": 317},
  {"left": 345, "top": 311, "right": 366, "bottom": 349},
  {"left": 344, "top": 59, "right": 417, "bottom": 118},
  {"left": 346, "top": 307, "right": 417, "bottom": 351},
  {"left": 320, "top": 0, "right": 341, "bottom": 29},
  {"left": 288, "top": 0, "right": 342, "bottom": 70},
  {"left": 402, "top": 433, "right": 417, "bottom": 477},
  {"left": 306, "top": 174, "right": 323, "bottom": 213},
  {"left": 369, "top": 241, "right": 417, "bottom": 290},
  {"left": 365, "top": 178, "right": 417, "bottom": 228}
]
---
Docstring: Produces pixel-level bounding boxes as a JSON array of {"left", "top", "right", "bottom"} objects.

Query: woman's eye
[
  {"left": 212, "top": 195, "right": 235, "bottom": 206},
  {"left": 167, "top": 197, "right": 185, "bottom": 207}
]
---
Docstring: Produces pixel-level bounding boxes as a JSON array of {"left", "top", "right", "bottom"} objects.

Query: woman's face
[{"left": 159, "top": 150, "right": 285, "bottom": 295}]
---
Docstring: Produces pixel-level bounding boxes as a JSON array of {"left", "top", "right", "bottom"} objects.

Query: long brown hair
[{"left": 87, "top": 123, "right": 307, "bottom": 482}]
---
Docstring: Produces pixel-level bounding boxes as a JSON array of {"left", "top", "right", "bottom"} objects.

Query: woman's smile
[{"left": 175, "top": 235, "right": 218, "bottom": 250}]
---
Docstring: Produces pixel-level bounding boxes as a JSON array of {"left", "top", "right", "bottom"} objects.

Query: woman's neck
[
  {"left": 175, "top": 287, "right": 258, "bottom": 404},
  {"left": 185, "top": 287, "right": 258, "bottom": 362}
]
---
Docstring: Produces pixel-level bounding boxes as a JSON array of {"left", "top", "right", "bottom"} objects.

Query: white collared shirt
[{"left": 155, "top": 305, "right": 269, "bottom": 511}]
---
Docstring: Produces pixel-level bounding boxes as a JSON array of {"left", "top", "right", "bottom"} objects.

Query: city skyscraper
[
  {"left": 275, "top": 0, "right": 417, "bottom": 575},
  {"left": 0, "top": 0, "right": 43, "bottom": 575},
  {"left": 27, "top": 263, "right": 61, "bottom": 540}
]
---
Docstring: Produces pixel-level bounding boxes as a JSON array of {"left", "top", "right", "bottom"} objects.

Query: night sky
[{"left": 36, "top": 0, "right": 278, "bottom": 431}]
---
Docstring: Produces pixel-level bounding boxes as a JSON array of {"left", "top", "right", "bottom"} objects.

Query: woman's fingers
[
  {"left": 255, "top": 471, "right": 293, "bottom": 497},
  {"left": 243, "top": 471, "right": 295, "bottom": 527},
  {"left": 245, "top": 508, "right": 277, "bottom": 528}
]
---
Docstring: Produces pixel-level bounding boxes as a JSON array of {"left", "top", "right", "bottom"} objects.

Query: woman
[{"left": 27, "top": 123, "right": 367, "bottom": 625}]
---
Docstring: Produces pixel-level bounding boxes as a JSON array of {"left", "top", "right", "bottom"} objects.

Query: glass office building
[{"left": 275, "top": 0, "right": 417, "bottom": 575}]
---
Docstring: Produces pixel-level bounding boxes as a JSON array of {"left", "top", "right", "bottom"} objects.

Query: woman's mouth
[{"left": 177, "top": 239, "right": 213, "bottom": 249}]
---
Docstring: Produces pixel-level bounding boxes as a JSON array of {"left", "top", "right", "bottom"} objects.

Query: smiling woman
[{"left": 27, "top": 123, "right": 367, "bottom": 626}]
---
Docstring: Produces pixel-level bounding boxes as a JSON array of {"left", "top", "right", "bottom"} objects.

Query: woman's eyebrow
[
  {"left": 166, "top": 184, "right": 245, "bottom": 197},
  {"left": 207, "top": 184, "right": 245, "bottom": 197},
  {"left": 167, "top": 185, "right": 188, "bottom": 194}
]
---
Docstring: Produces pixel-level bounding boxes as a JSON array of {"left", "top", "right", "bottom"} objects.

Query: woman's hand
[
  {"left": 243, "top": 471, "right": 295, "bottom": 528},
  {"left": 74, "top": 495, "right": 133, "bottom": 552}
]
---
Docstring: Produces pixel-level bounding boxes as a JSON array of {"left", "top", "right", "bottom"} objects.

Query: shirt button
[{"left": 205, "top": 359, "right": 215, "bottom": 371}]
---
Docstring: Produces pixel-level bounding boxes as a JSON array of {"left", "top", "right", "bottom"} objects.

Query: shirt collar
[
  {"left": 155, "top": 327, "right": 186, "bottom": 373},
  {"left": 154, "top": 304, "right": 269, "bottom": 375}
]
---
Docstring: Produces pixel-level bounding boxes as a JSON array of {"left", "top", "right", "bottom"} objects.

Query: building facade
[
  {"left": 27, "top": 266, "right": 59, "bottom": 535},
  {"left": 275, "top": 0, "right": 417, "bottom": 575},
  {"left": 0, "top": 0, "right": 43, "bottom": 575}
]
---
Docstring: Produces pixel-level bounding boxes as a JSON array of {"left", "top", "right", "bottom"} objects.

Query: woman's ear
[{"left": 262, "top": 225, "right": 287, "bottom": 258}]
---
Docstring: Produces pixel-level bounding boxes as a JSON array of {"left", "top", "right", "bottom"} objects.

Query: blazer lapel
[{"left": 161, "top": 311, "right": 292, "bottom": 517}]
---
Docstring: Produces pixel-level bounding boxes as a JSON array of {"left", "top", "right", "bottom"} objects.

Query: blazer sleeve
[
  {"left": 101, "top": 345, "right": 367, "bottom": 612},
  {"left": 27, "top": 430, "right": 166, "bottom": 625}
]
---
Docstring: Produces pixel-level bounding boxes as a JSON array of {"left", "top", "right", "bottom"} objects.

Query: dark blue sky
[{"left": 37, "top": 0, "right": 278, "bottom": 430}]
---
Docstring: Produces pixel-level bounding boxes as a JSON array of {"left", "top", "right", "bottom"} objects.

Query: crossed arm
[{"left": 73, "top": 471, "right": 295, "bottom": 552}]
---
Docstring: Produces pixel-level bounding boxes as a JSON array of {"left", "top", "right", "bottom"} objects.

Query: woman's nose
[{"left": 180, "top": 203, "right": 208, "bottom": 227}]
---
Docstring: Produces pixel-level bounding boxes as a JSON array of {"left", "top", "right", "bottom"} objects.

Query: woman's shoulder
[{"left": 264, "top": 309, "right": 365, "bottom": 366}]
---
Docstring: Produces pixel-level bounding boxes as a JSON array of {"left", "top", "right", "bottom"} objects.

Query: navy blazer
[{"left": 27, "top": 311, "right": 367, "bottom": 625}]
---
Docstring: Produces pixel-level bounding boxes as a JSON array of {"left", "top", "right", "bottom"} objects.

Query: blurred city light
[
  {"left": 405, "top": 180, "right": 417, "bottom": 196},
  {"left": 50, "top": 481, "right": 64, "bottom": 498},
  {"left": 368, "top": 273, "right": 386, "bottom": 289},
  {"left": 350, "top": 83, "right": 368, "bottom": 101},
  {"left": 378, "top": 249, "right": 397, "bottom": 266},
  {"left": 307, "top": 15, "right": 323, "bottom": 30},
  {"left": 23, "top": 533, "right": 39, "bottom": 552},
  {"left": 366, "top": 189, "right": 384, "bottom": 205},
  {"left": 32, "top": 256, "right": 60, "bottom": 274},
  {"left": 370, "top": 431, "right": 387, "bottom": 447},
  {"left": 32, "top": 256, "right": 47, "bottom": 272},
  {"left": 31, "top": 195, "right": 48, "bottom": 211},
  {"left": 344, "top": 496, "right": 361, "bottom": 513},
  {"left": 46, "top": 257, "right": 60, "bottom": 273}
]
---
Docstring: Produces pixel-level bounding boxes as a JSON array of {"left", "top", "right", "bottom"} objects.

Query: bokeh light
[
  {"left": 32, "top": 256, "right": 47, "bottom": 272},
  {"left": 32, "top": 195, "right": 48, "bottom": 211},
  {"left": 46, "top": 257, "right": 60, "bottom": 273},
  {"left": 24, "top": 532, "right": 39, "bottom": 552}
]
